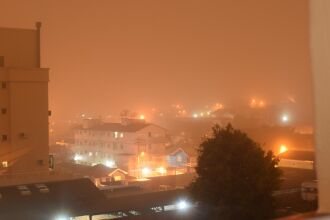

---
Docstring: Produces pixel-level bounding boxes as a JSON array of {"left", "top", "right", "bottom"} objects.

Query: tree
[{"left": 190, "top": 124, "right": 281, "bottom": 220}]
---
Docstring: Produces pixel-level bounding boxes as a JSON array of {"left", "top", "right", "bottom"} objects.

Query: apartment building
[
  {"left": 0, "top": 23, "right": 50, "bottom": 182},
  {"left": 73, "top": 118, "right": 170, "bottom": 175}
]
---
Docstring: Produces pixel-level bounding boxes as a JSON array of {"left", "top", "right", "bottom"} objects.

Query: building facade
[
  {"left": 0, "top": 23, "right": 50, "bottom": 183},
  {"left": 311, "top": 0, "right": 330, "bottom": 213},
  {"left": 73, "top": 118, "right": 170, "bottom": 176}
]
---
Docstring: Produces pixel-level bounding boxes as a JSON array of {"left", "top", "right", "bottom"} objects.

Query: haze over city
[
  {"left": 4, "top": 0, "right": 330, "bottom": 219},
  {"left": 0, "top": 0, "right": 313, "bottom": 122}
]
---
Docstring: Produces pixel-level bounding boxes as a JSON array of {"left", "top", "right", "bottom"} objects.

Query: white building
[
  {"left": 0, "top": 23, "right": 50, "bottom": 185},
  {"left": 73, "top": 118, "right": 170, "bottom": 175}
]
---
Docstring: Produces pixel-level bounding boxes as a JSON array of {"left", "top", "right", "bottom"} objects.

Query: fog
[{"left": 0, "top": 0, "right": 312, "bottom": 122}]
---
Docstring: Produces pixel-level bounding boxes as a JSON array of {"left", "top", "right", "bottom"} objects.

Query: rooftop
[
  {"left": 78, "top": 122, "right": 151, "bottom": 132},
  {"left": 0, "top": 178, "right": 107, "bottom": 219},
  {"left": 279, "top": 150, "right": 315, "bottom": 161}
]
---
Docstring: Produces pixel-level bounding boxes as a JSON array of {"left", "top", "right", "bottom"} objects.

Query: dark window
[
  {"left": 1, "top": 108, "right": 6, "bottom": 114},
  {"left": 1, "top": 82, "right": 6, "bottom": 89},
  {"left": 37, "top": 160, "right": 44, "bottom": 166},
  {"left": 19, "top": 132, "right": 26, "bottom": 138},
  {"left": 1, "top": 135, "right": 7, "bottom": 141},
  {"left": 0, "top": 56, "right": 4, "bottom": 67},
  {"left": 148, "top": 132, "right": 152, "bottom": 137}
]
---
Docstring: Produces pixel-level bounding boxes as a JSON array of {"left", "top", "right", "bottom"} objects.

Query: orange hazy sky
[{"left": 0, "top": 0, "right": 312, "bottom": 121}]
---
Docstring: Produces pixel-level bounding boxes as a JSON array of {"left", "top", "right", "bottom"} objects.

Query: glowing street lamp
[
  {"left": 281, "top": 114, "right": 289, "bottom": 123},
  {"left": 139, "top": 115, "right": 145, "bottom": 120},
  {"left": 279, "top": 145, "right": 288, "bottom": 154},
  {"left": 176, "top": 200, "right": 190, "bottom": 210},
  {"left": 156, "top": 167, "right": 167, "bottom": 175},
  {"left": 54, "top": 215, "right": 69, "bottom": 220},
  {"left": 141, "top": 167, "right": 151, "bottom": 176},
  {"left": 73, "top": 154, "right": 83, "bottom": 161},
  {"left": 105, "top": 159, "right": 115, "bottom": 168}
]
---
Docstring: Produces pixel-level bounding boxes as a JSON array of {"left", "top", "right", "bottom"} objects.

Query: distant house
[
  {"left": 166, "top": 145, "right": 197, "bottom": 173},
  {"left": 57, "top": 163, "right": 134, "bottom": 187},
  {"left": 89, "top": 164, "right": 131, "bottom": 187}
]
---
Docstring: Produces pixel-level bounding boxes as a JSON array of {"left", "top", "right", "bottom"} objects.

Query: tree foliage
[{"left": 190, "top": 124, "right": 281, "bottom": 220}]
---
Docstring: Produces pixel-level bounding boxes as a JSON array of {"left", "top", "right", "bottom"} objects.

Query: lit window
[
  {"left": 114, "top": 132, "right": 119, "bottom": 138},
  {"left": 114, "top": 175, "right": 122, "bottom": 181},
  {"left": 120, "top": 133, "right": 124, "bottom": 138},
  {"left": 177, "top": 155, "right": 182, "bottom": 162},
  {"left": 2, "top": 161, "right": 8, "bottom": 168}
]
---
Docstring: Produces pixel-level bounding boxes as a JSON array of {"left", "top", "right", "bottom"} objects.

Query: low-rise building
[
  {"left": 73, "top": 118, "right": 170, "bottom": 176},
  {"left": 56, "top": 162, "right": 133, "bottom": 188},
  {"left": 166, "top": 145, "right": 197, "bottom": 174}
]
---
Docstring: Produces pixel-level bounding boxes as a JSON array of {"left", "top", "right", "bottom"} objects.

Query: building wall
[
  {"left": 0, "top": 25, "right": 49, "bottom": 183},
  {"left": 136, "top": 125, "right": 169, "bottom": 155},
  {"left": 310, "top": 0, "right": 330, "bottom": 213},
  {"left": 0, "top": 27, "right": 38, "bottom": 68},
  {"left": 0, "top": 68, "right": 49, "bottom": 175},
  {"left": 73, "top": 124, "right": 169, "bottom": 168}
]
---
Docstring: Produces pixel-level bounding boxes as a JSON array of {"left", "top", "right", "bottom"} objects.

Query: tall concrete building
[{"left": 0, "top": 23, "right": 49, "bottom": 184}]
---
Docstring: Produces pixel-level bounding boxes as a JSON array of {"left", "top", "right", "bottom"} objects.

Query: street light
[
  {"left": 142, "top": 167, "right": 151, "bottom": 176},
  {"left": 156, "top": 167, "right": 167, "bottom": 175},
  {"left": 105, "top": 159, "right": 115, "bottom": 168},
  {"left": 281, "top": 114, "right": 289, "bottom": 123},
  {"left": 176, "top": 200, "right": 190, "bottom": 210},
  {"left": 54, "top": 214, "right": 69, "bottom": 220},
  {"left": 279, "top": 145, "right": 288, "bottom": 154},
  {"left": 73, "top": 154, "right": 83, "bottom": 162}
]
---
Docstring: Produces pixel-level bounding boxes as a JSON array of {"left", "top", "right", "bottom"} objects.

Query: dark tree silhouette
[{"left": 190, "top": 124, "right": 281, "bottom": 220}]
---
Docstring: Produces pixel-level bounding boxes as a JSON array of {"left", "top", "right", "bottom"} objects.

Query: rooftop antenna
[{"left": 35, "top": 22, "right": 42, "bottom": 68}]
